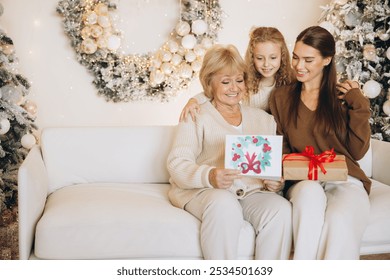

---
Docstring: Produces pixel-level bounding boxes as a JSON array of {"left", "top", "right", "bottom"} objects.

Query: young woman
[
  {"left": 269, "top": 26, "right": 371, "bottom": 260},
  {"left": 179, "top": 27, "right": 295, "bottom": 121},
  {"left": 168, "top": 44, "right": 292, "bottom": 260}
]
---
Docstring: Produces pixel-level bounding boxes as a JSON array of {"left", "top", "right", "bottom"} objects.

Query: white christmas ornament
[
  {"left": 378, "top": 30, "right": 390, "bottom": 41},
  {"left": 81, "top": 38, "right": 97, "bottom": 54},
  {"left": 194, "top": 44, "right": 206, "bottom": 56},
  {"left": 97, "top": 15, "right": 111, "bottom": 28},
  {"left": 175, "top": 21, "right": 191, "bottom": 36},
  {"left": 201, "top": 37, "right": 213, "bottom": 49},
  {"left": 0, "top": 119, "right": 11, "bottom": 135},
  {"left": 363, "top": 80, "right": 381, "bottom": 98},
  {"left": 107, "top": 35, "right": 121, "bottom": 51},
  {"left": 178, "top": 63, "right": 193, "bottom": 79},
  {"left": 150, "top": 70, "right": 165, "bottom": 86},
  {"left": 185, "top": 51, "right": 196, "bottom": 63},
  {"left": 161, "top": 62, "right": 173, "bottom": 75},
  {"left": 344, "top": 11, "right": 361, "bottom": 27},
  {"left": 386, "top": 47, "right": 390, "bottom": 60},
  {"left": 167, "top": 40, "right": 179, "bottom": 53},
  {"left": 191, "top": 60, "right": 202, "bottom": 72},
  {"left": 161, "top": 50, "right": 172, "bottom": 62},
  {"left": 0, "top": 84, "right": 22, "bottom": 103},
  {"left": 171, "top": 54, "right": 182, "bottom": 66},
  {"left": 21, "top": 133, "right": 36, "bottom": 149},
  {"left": 84, "top": 11, "right": 98, "bottom": 25},
  {"left": 191, "top": 19, "right": 208, "bottom": 35},
  {"left": 94, "top": 3, "right": 108, "bottom": 15},
  {"left": 319, "top": 21, "right": 335, "bottom": 34},
  {"left": 182, "top": 34, "right": 197, "bottom": 49},
  {"left": 383, "top": 100, "right": 390, "bottom": 116}
]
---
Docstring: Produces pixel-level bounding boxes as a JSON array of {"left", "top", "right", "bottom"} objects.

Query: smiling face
[
  {"left": 211, "top": 71, "right": 246, "bottom": 107},
  {"left": 292, "top": 41, "right": 331, "bottom": 87},
  {"left": 253, "top": 41, "right": 281, "bottom": 84}
]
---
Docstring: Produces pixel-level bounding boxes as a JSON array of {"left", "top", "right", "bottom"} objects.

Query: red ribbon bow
[
  {"left": 240, "top": 152, "right": 261, "bottom": 174},
  {"left": 284, "top": 146, "right": 336, "bottom": 180}
]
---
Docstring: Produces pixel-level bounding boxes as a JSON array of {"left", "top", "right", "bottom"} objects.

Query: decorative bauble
[
  {"left": 96, "top": 37, "right": 108, "bottom": 48},
  {"left": 175, "top": 21, "right": 191, "bottom": 36},
  {"left": 24, "top": 100, "right": 38, "bottom": 115},
  {"left": 191, "top": 19, "right": 208, "bottom": 35},
  {"left": 191, "top": 59, "right": 202, "bottom": 72},
  {"left": 1, "top": 84, "right": 22, "bottom": 103},
  {"left": 91, "top": 25, "right": 103, "bottom": 38},
  {"left": 81, "top": 38, "right": 97, "bottom": 54},
  {"left": 378, "top": 30, "right": 390, "bottom": 41},
  {"left": 363, "top": 44, "right": 377, "bottom": 61},
  {"left": 194, "top": 44, "right": 206, "bottom": 56},
  {"left": 161, "top": 50, "right": 172, "bottom": 62},
  {"left": 181, "top": 34, "right": 197, "bottom": 49},
  {"left": 386, "top": 47, "right": 390, "bottom": 60},
  {"left": 81, "top": 26, "right": 92, "bottom": 39},
  {"left": 167, "top": 40, "right": 179, "bottom": 53},
  {"left": 344, "top": 11, "right": 361, "bottom": 27},
  {"left": 97, "top": 15, "right": 111, "bottom": 28},
  {"left": 21, "top": 133, "right": 36, "bottom": 149},
  {"left": 201, "top": 37, "right": 213, "bottom": 49},
  {"left": 94, "top": 3, "right": 109, "bottom": 16},
  {"left": 171, "top": 54, "right": 182, "bottom": 66},
  {"left": 383, "top": 100, "right": 390, "bottom": 116},
  {"left": 178, "top": 63, "right": 193, "bottom": 79},
  {"left": 150, "top": 70, "right": 165, "bottom": 86},
  {"left": 84, "top": 11, "right": 98, "bottom": 25},
  {"left": 160, "top": 62, "right": 173, "bottom": 75},
  {"left": 107, "top": 35, "right": 121, "bottom": 51},
  {"left": 319, "top": 21, "right": 335, "bottom": 34},
  {"left": 363, "top": 80, "right": 381, "bottom": 98},
  {"left": 2, "top": 44, "right": 15, "bottom": 55},
  {"left": 151, "top": 57, "right": 162, "bottom": 68},
  {"left": 0, "top": 119, "right": 11, "bottom": 135},
  {"left": 185, "top": 51, "right": 196, "bottom": 63}
]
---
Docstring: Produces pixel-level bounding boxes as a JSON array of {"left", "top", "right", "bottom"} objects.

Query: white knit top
[{"left": 167, "top": 100, "right": 277, "bottom": 208}]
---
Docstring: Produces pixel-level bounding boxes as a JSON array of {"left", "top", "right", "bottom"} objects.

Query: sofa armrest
[
  {"left": 18, "top": 145, "right": 49, "bottom": 259},
  {"left": 371, "top": 139, "right": 390, "bottom": 186}
]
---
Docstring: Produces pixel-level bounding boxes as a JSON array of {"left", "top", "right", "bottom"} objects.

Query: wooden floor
[{"left": 360, "top": 253, "right": 390, "bottom": 260}]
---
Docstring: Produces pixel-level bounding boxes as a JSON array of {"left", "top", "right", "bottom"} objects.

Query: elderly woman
[{"left": 167, "top": 44, "right": 292, "bottom": 260}]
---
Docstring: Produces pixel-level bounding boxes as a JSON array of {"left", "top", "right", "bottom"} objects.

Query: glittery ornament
[
  {"left": 21, "top": 133, "right": 36, "bottom": 149},
  {"left": 363, "top": 80, "right": 381, "bottom": 98},
  {"left": 0, "top": 119, "right": 11, "bottom": 135},
  {"left": 363, "top": 44, "right": 377, "bottom": 61},
  {"left": 383, "top": 100, "right": 390, "bottom": 116},
  {"left": 81, "top": 38, "right": 97, "bottom": 54},
  {"left": 175, "top": 21, "right": 191, "bottom": 37}
]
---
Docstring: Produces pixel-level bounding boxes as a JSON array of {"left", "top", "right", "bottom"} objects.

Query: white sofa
[{"left": 18, "top": 126, "right": 390, "bottom": 260}]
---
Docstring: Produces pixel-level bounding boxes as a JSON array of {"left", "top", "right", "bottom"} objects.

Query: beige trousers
[
  {"left": 287, "top": 176, "right": 370, "bottom": 260},
  {"left": 185, "top": 188, "right": 292, "bottom": 260}
]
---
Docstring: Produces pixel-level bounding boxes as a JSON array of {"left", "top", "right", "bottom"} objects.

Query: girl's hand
[
  {"left": 263, "top": 178, "right": 285, "bottom": 192},
  {"left": 209, "top": 168, "right": 242, "bottom": 189},
  {"left": 336, "top": 80, "right": 360, "bottom": 100},
  {"left": 179, "top": 98, "right": 200, "bottom": 122}
]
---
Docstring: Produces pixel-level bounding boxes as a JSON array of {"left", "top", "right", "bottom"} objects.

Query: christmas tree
[
  {"left": 319, "top": 0, "right": 390, "bottom": 142},
  {"left": 0, "top": 3, "right": 37, "bottom": 223}
]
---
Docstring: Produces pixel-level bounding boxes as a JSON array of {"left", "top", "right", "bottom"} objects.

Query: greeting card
[{"left": 225, "top": 135, "right": 283, "bottom": 180}]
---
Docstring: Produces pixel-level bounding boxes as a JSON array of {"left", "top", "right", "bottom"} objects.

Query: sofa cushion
[
  {"left": 360, "top": 179, "right": 390, "bottom": 255},
  {"left": 357, "top": 143, "right": 372, "bottom": 178},
  {"left": 41, "top": 126, "right": 176, "bottom": 194},
  {"left": 34, "top": 183, "right": 255, "bottom": 259}
]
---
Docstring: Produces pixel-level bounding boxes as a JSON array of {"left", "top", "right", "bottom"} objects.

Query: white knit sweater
[{"left": 167, "top": 100, "right": 277, "bottom": 209}]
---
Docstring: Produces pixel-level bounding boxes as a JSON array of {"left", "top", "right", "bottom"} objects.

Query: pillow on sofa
[{"left": 357, "top": 143, "right": 372, "bottom": 178}]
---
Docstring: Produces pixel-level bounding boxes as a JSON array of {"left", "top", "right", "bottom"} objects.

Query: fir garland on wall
[{"left": 57, "top": 0, "right": 223, "bottom": 102}]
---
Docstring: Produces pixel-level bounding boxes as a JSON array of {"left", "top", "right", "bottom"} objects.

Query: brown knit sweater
[{"left": 269, "top": 85, "right": 372, "bottom": 194}]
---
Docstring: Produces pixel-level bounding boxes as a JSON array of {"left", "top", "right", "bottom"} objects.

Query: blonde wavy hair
[
  {"left": 199, "top": 44, "right": 248, "bottom": 100},
  {"left": 244, "top": 27, "right": 295, "bottom": 95}
]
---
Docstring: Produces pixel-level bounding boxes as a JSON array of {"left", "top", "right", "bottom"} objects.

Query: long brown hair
[
  {"left": 288, "top": 26, "right": 346, "bottom": 137},
  {"left": 244, "top": 27, "right": 295, "bottom": 95}
]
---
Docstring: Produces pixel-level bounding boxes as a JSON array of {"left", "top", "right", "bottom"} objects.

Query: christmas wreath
[{"left": 57, "top": 0, "right": 223, "bottom": 102}]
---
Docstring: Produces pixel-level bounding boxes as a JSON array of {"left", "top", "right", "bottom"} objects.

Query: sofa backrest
[{"left": 41, "top": 126, "right": 176, "bottom": 194}]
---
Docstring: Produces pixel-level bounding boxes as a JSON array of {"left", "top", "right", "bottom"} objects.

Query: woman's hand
[
  {"left": 263, "top": 178, "right": 285, "bottom": 193},
  {"left": 336, "top": 80, "right": 360, "bottom": 100},
  {"left": 179, "top": 98, "right": 200, "bottom": 122},
  {"left": 209, "top": 168, "right": 241, "bottom": 189}
]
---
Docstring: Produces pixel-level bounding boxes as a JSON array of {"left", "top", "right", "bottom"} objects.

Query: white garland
[{"left": 57, "top": 0, "right": 223, "bottom": 102}]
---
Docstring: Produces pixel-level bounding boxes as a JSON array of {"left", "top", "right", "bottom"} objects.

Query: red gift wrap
[{"left": 282, "top": 146, "right": 348, "bottom": 181}]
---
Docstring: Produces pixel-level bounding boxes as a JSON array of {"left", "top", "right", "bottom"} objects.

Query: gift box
[
  {"left": 282, "top": 146, "right": 348, "bottom": 181},
  {"left": 225, "top": 135, "right": 283, "bottom": 180}
]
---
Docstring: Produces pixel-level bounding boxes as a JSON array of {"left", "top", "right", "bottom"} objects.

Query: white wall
[{"left": 1, "top": 0, "right": 330, "bottom": 129}]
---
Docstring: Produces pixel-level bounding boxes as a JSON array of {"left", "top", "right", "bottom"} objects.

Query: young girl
[
  {"left": 179, "top": 27, "right": 295, "bottom": 121},
  {"left": 269, "top": 26, "right": 371, "bottom": 260}
]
